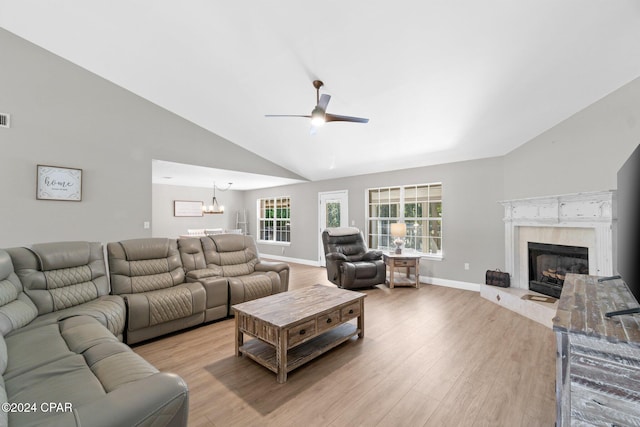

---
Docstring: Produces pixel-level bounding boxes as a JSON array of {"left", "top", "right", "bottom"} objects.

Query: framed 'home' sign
[{"left": 36, "top": 165, "right": 83, "bottom": 201}]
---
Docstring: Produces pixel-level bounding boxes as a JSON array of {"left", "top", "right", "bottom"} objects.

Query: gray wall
[
  {"left": 244, "top": 156, "right": 506, "bottom": 284},
  {"left": 0, "top": 28, "right": 300, "bottom": 247},
  {"left": 152, "top": 184, "right": 243, "bottom": 239},
  {"left": 503, "top": 76, "right": 640, "bottom": 199}
]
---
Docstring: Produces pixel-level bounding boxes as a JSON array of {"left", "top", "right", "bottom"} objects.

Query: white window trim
[
  {"left": 256, "top": 196, "right": 291, "bottom": 244},
  {"left": 365, "top": 183, "right": 443, "bottom": 258}
]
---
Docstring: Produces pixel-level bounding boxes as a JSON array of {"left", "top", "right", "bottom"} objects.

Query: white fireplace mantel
[{"left": 500, "top": 191, "right": 616, "bottom": 289}]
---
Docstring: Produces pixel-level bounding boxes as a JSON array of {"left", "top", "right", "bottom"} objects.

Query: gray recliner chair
[{"left": 322, "top": 227, "right": 386, "bottom": 289}]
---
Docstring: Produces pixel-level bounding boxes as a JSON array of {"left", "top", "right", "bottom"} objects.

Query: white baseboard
[
  {"left": 261, "top": 254, "right": 321, "bottom": 267},
  {"left": 421, "top": 275, "right": 481, "bottom": 292}
]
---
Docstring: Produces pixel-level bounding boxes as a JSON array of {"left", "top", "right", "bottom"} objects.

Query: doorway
[{"left": 318, "top": 190, "right": 349, "bottom": 266}]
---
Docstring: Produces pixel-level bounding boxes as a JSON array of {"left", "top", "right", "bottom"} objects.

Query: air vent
[{"left": 0, "top": 113, "right": 10, "bottom": 128}]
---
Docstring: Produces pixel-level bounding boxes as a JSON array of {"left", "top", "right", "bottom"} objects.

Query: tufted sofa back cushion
[
  {"left": 0, "top": 249, "right": 38, "bottom": 336},
  {"left": 201, "top": 234, "right": 258, "bottom": 277},
  {"left": 108, "top": 238, "right": 185, "bottom": 295},
  {"left": 7, "top": 242, "right": 108, "bottom": 316}
]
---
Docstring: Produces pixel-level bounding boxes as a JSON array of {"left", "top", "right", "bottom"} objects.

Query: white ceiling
[{"left": 2, "top": 1, "right": 640, "bottom": 189}]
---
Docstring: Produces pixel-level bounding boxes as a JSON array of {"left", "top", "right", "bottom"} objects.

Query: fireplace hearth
[{"left": 528, "top": 242, "right": 588, "bottom": 298}]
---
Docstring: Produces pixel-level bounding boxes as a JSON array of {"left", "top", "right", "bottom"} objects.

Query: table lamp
[{"left": 390, "top": 222, "right": 407, "bottom": 254}]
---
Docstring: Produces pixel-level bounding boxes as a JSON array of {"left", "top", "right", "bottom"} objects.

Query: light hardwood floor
[{"left": 133, "top": 263, "right": 556, "bottom": 426}]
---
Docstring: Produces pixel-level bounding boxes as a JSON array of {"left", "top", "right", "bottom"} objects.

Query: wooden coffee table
[{"left": 232, "top": 284, "right": 366, "bottom": 383}]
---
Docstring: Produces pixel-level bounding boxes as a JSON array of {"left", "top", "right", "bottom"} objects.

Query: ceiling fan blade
[
  {"left": 265, "top": 114, "right": 311, "bottom": 118},
  {"left": 317, "top": 94, "right": 331, "bottom": 111},
  {"left": 325, "top": 113, "right": 369, "bottom": 123}
]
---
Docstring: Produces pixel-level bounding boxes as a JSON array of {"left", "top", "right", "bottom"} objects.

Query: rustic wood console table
[{"left": 553, "top": 274, "right": 640, "bottom": 426}]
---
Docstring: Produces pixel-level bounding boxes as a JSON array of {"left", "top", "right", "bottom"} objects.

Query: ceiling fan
[{"left": 265, "top": 80, "right": 369, "bottom": 133}]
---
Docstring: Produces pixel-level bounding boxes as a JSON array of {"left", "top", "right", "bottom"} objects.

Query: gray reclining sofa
[
  {"left": 178, "top": 234, "right": 290, "bottom": 312},
  {"left": 108, "top": 235, "right": 289, "bottom": 343}
]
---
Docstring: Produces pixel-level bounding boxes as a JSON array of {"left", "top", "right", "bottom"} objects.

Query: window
[
  {"left": 326, "top": 202, "right": 341, "bottom": 228},
  {"left": 367, "top": 183, "right": 442, "bottom": 256},
  {"left": 257, "top": 196, "right": 291, "bottom": 243}
]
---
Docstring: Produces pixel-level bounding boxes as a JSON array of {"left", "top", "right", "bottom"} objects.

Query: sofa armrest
[
  {"left": 362, "top": 250, "right": 383, "bottom": 261},
  {"left": 339, "top": 261, "right": 357, "bottom": 286},
  {"left": 195, "top": 276, "right": 228, "bottom": 311},
  {"left": 326, "top": 252, "right": 348, "bottom": 262},
  {"left": 255, "top": 261, "right": 290, "bottom": 292},
  {"left": 44, "top": 372, "right": 189, "bottom": 427},
  {"left": 186, "top": 268, "right": 219, "bottom": 280},
  {"left": 255, "top": 261, "right": 288, "bottom": 273}
]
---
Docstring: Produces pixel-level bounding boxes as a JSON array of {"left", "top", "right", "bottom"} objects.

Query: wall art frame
[
  {"left": 36, "top": 164, "right": 83, "bottom": 201},
  {"left": 174, "top": 200, "right": 204, "bottom": 217}
]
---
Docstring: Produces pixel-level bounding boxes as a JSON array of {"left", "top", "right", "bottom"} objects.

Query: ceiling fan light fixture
[
  {"left": 266, "top": 79, "right": 368, "bottom": 128},
  {"left": 311, "top": 106, "right": 325, "bottom": 126}
]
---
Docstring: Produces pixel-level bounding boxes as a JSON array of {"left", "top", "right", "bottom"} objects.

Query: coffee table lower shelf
[{"left": 239, "top": 323, "right": 358, "bottom": 376}]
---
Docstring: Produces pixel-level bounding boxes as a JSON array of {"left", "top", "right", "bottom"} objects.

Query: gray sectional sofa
[
  {"left": 0, "top": 234, "right": 289, "bottom": 426},
  {"left": 0, "top": 244, "right": 188, "bottom": 427}
]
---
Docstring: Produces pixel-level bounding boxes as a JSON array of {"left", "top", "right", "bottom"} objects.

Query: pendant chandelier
[{"left": 203, "top": 182, "right": 232, "bottom": 215}]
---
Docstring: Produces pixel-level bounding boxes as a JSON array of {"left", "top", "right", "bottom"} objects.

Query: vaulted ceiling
[{"left": 2, "top": 1, "right": 640, "bottom": 186}]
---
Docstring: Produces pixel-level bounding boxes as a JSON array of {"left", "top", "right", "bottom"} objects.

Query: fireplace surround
[
  {"left": 500, "top": 191, "right": 615, "bottom": 291},
  {"left": 481, "top": 191, "right": 616, "bottom": 328}
]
